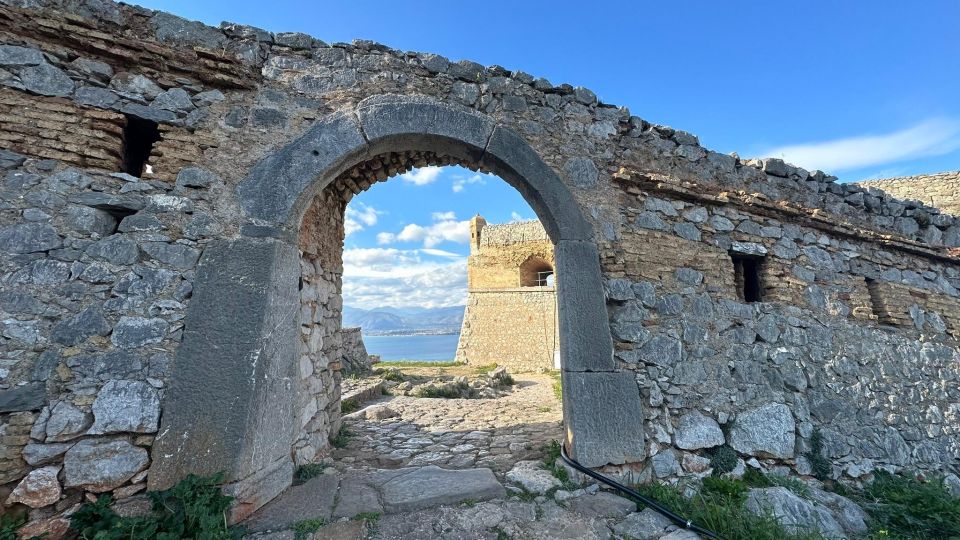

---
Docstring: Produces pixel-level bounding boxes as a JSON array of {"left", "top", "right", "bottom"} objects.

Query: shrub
[
  {"left": 294, "top": 463, "right": 327, "bottom": 485},
  {"left": 0, "top": 514, "right": 26, "bottom": 540},
  {"left": 857, "top": 470, "right": 960, "bottom": 539},
  {"left": 70, "top": 473, "right": 242, "bottom": 540},
  {"left": 340, "top": 399, "right": 359, "bottom": 414},
  {"left": 709, "top": 445, "right": 739, "bottom": 475}
]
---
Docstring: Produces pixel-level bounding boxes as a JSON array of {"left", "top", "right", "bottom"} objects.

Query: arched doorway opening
[{"left": 149, "top": 95, "right": 645, "bottom": 518}]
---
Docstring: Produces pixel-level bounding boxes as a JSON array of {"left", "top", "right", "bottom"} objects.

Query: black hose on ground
[{"left": 559, "top": 445, "right": 728, "bottom": 540}]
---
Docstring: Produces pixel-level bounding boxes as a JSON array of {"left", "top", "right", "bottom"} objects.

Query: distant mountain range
[{"left": 342, "top": 305, "right": 465, "bottom": 335}]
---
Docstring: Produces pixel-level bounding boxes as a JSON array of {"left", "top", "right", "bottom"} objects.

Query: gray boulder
[
  {"left": 45, "top": 401, "right": 91, "bottom": 442},
  {"left": 63, "top": 439, "right": 149, "bottom": 492},
  {"left": 50, "top": 306, "right": 111, "bottom": 346},
  {"left": 613, "top": 508, "right": 673, "bottom": 539},
  {"left": 505, "top": 460, "right": 561, "bottom": 494},
  {"left": 89, "top": 380, "right": 161, "bottom": 434},
  {"left": 85, "top": 235, "right": 138, "bottom": 265},
  {"left": 745, "top": 487, "right": 844, "bottom": 538},
  {"left": 729, "top": 403, "right": 795, "bottom": 458},
  {"left": 0, "top": 222, "right": 61, "bottom": 253},
  {"left": 111, "top": 316, "right": 167, "bottom": 348},
  {"left": 675, "top": 411, "right": 724, "bottom": 450},
  {"left": 18, "top": 62, "right": 75, "bottom": 97}
]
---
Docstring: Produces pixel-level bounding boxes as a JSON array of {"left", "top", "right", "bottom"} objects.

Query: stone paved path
[{"left": 332, "top": 373, "right": 563, "bottom": 475}]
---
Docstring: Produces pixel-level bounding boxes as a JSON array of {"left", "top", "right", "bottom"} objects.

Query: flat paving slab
[
  {"left": 244, "top": 473, "right": 339, "bottom": 533},
  {"left": 380, "top": 466, "right": 505, "bottom": 513}
]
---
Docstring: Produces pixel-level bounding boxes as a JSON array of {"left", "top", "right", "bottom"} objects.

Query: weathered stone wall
[
  {"left": 457, "top": 217, "right": 559, "bottom": 371},
  {"left": 0, "top": 0, "right": 958, "bottom": 533},
  {"left": 467, "top": 218, "right": 555, "bottom": 289},
  {"left": 455, "top": 289, "right": 559, "bottom": 371},
  {"left": 340, "top": 327, "right": 371, "bottom": 374},
  {"left": 859, "top": 171, "right": 960, "bottom": 217}
]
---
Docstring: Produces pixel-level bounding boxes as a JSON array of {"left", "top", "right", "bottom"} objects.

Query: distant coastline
[{"left": 362, "top": 328, "right": 460, "bottom": 337}]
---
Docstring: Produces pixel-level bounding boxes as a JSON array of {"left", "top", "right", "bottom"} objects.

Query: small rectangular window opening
[
  {"left": 122, "top": 115, "right": 160, "bottom": 177},
  {"left": 535, "top": 270, "right": 554, "bottom": 287},
  {"left": 731, "top": 253, "right": 763, "bottom": 302}
]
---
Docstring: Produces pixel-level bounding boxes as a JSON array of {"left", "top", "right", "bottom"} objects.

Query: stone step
[{"left": 242, "top": 466, "right": 506, "bottom": 536}]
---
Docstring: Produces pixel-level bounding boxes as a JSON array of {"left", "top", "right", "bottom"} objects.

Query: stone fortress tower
[{"left": 454, "top": 216, "right": 560, "bottom": 371}]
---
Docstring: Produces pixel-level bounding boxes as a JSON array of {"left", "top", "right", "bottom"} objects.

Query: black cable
[{"left": 559, "top": 445, "right": 727, "bottom": 540}]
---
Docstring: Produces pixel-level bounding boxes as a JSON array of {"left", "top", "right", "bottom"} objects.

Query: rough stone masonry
[
  {"left": 455, "top": 216, "right": 560, "bottom": 372},
  {"left": 0, "top": 0, "right": 958, "bottom": 534}
]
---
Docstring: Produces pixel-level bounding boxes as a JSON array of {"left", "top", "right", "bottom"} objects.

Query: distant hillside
[{"left": 343, "top": 305, "right": 465, "bottom": 335}]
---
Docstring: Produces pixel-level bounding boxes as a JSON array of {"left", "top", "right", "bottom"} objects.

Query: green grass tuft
[
  {"left": 630, "top": 481, "right": 827, "bottom": 540},
  {"left": 292, "top": 517, "right": 326, "bottom": 540},
  {"left": 548, "top": 371, "right": 562, "bottom": 401},
  {"left": 330, "top": 426, "right": 354, "bottom": 449},
  {"left": 352, "top": 511, "right": 381, "bottom": 523},
  {"left": 806, "top": 429, "right": 832, "bottom": 480},
  {"left": 475, "top": 363, "right": 499, "bottom": 374},
  {"left": 340, "top": 399, "right": 360, "bottom": 414},
  {"left": 855, "top": 470, "right": 960, "bottom": 539}
]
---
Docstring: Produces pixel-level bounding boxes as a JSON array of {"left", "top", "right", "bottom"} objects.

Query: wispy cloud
[
  {"left": 452, "top": 173, "right": 486, "bottom": 193},
  {"left": 763, "top": 118, "right": 960, "bottom": 172},
  {"left": 399, "top": 166, "right": 443, "bottom": 186},
  {"left": 344, "top": 202, "right": 380, "bottom": 236}
]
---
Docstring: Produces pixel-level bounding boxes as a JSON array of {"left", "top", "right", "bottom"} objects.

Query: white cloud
[
  {"left": 342, "top": 247, "right": 467, "bottom": 309},
  {"left": 763, "top": 118, "right": 960, "bottom": 173},
  {"left": 431, "top": 211, "right": 456, "bottom": 221},
  {"left": 452, "top": 173, "right": 486, "bottom": 193},
  {"left": 343, "top": 202, "right": 380, "bottom": 236},
  {"left": 509, "top": 211, "right": 533, "bottom": 222},
  {"left": 399, "top": 166, "right": 443, "bottom": 186},
  {"left": 381, "top": 213, "right": 471, "bottom": 248},
  {"left": 420, "top": 248, "right": 464, "bottom": 259}
]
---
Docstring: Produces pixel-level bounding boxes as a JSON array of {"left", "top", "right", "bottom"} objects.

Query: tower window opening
[
  {"left": 122, "top": 114, "right": 160, "bottom": 177},
  {"left": 731, "top": 253, "right": 763, "bottom": 302}
]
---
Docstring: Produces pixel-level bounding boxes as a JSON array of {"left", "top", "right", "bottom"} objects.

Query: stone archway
[{"left": 148, "top": 95, "right": 646, "bottom": 517}]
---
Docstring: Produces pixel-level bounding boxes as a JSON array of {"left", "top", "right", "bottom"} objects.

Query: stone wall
[
  {"left": 859, "top": 171, "right": 960, "bottom": 217},
  {"left": 0, "top": 0, "right": 958, "bottom": 533},
  {"left": 340, "top": 327, "right": 371, "bottom": 375},
  {"left": 456, "top": 217, "right": 559, "bottom": 371},
  {"left": 455, "top": 289, "right": 559, "bottom": 371}
]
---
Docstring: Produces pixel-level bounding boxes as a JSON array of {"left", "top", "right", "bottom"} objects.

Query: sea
[{"left": 362, "top": 333, "right": 460, "bottom": 362}]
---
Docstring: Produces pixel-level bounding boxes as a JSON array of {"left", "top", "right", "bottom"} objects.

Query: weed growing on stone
[
  {"left": 851, "top": 470, "right": 960, "bottom": 539},
  {"left": 330, "top": 426, "right": 354, "bottom": 448},
  {"left": 352, "top": 511, "right": 380, "bottom": 523},
  {"left": 460, "top": 499, "right": 478, "bottom": 507},
  {"left": 475, "top": 363, "right": 499, "bottom": 374},
  {"left": 548, "top": 371, "right": 562, "bottom": 401},
  {"left": 537, "top": 406, "right": 551, "bottom": 413},
  {"left": 414, "top": 384, "right": 465, "bottom": 399},
  {"left": 631, "top": 480, "right": 827, "bottom": 540},
  {"left": 708, "top": 445, "right": 738, "bottom": 475},
  {"left": 340, "top": 399, "right": 360, "bottom": 414},
  {"left": 493, "top": 526, "right": 511, "bottom": 540},
  {"left": 70, "top": 473, "right": 242, "bottom": 539},
  {"left": 0, "top": 514, "right": 26, "bottom": 540},
  {"left": 292, "top": 517, "right": 326, "bottom": 540},
  {"left": 542, "top": 440, "right": 577, "bottom": 490},
  {"left": 294, "top": 463, "right": 327, "bottom": 485},
  {"left": 806, "top": 429, "right": 832, "bottom": 480}
]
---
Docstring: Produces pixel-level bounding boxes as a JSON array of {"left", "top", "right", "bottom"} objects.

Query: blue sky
[{"left": 134, "top": 1, "right": 960, "bottom": 309}]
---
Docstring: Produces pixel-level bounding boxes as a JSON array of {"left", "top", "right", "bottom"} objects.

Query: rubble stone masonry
[{"left": 0, "top": 0, "right": 958, "bottom": 532}]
